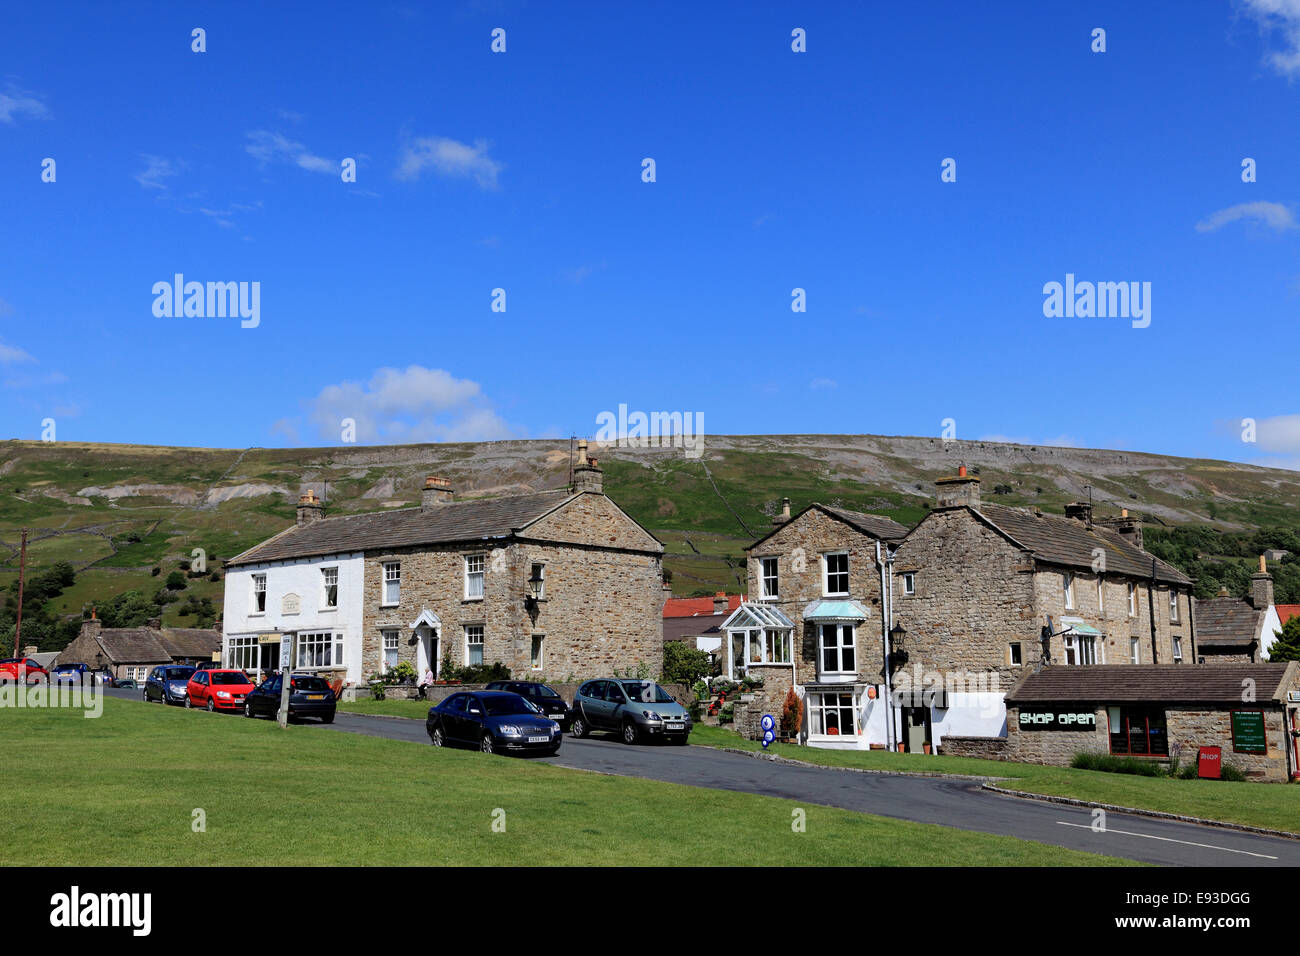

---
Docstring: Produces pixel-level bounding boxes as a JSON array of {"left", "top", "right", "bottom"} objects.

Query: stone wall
[
  {"left": 1002, "top": 705, "right": 1111, "bottom": 765},
  {"left": 939, "top": 736, "right": 1010, "bottom": 760},
  {"left": 363, "top": 681, "right": 688, "bottom": 709}
]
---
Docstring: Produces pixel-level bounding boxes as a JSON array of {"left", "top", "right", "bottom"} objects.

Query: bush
[
  {"left": 663, "top": 641, "right": 712, "bottom": 688},
  {"left": 1070, "top": 752, "right": 1165, "bottom": 776},
  {"left": 1220, "top": 763, "right": 1247, "bottom": 782},
  {"left": 719, "top": 704, "right": 734, "bottom": 724},
  {"left": 780, "top": 687, "right": 803, "bottom": 737},
  {"left": 164, "top": 571, "right": 187, "bottom": 591},
  {"left": 389, "top": 661, "right": 417, "bottom": 684}
]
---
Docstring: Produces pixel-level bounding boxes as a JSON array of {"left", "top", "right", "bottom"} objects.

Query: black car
[
  {"left": 483, "top": 680, "right": 571, "bottom": 729},
  {"left": 144, "top": 665, "right": 197, "bottom": 704},
  {"left": 243, "top": 673, "right": 337, "bottom": 723},
  {"left": 426, "top": 690, "right": 562, "bottom": 756}
]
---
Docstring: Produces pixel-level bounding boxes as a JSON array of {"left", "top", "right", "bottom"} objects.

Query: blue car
[
  {"left": 143, "top": 665, "right": 197, "bottom": 704},
  {"left": 426, "top": 690, "right": 562, "bottom": 756},
  {"left": 51, "top": 662, "right": 93, "bottom": 684}
]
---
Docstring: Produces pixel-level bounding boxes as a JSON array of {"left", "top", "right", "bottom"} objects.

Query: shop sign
[{"left": 1017, "top": 707, "right": 1096, "bottom": 731}]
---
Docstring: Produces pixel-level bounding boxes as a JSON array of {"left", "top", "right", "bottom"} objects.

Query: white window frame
[
  {"left": 1063, "top": 632, "right": 1097, "bottom": 666},
  {"left": 1128, "top": 582, "right": 1138, "bottom": 617},
  {"left": 1096, "top": 577, "right": 1104, "bottom": 613},
  {"left": 902, "top": 572, "right": 915, "bottom": 596},
  {"left": 809, "top": 691, "right": 858, "bottom": 737},
  {"left": 1008, "top": 641, "right": 1022, "bottom": 666},
  {"left": 381, "top": 629, "right": 399, "bottom": 671},
  {"left": 822, "top": 552, "right": 849, "bottom": 597},
  {"left": 465, "top": 624, "right": 484, "bottom": 666},
  {"left": 759, "top": 557, "right": 779, "bottom": 600},
  {"left": 382, "top": 561, "right": 401, "bottom": 607},
  {"left": 1168, "top": 589, "right": 1179, "bottom": 623},
  {"left": 1172, "top": 635, "right": 1183, "bottom": 663},
  {"left": 1063, "top": 573, "right": 1075, "bottom": 610},
  {"left": 296, "top": 630, "right": 343, "bottom": 669},
  {"left": 322, "top": 566, "right": 338, "bottom": 610},
  {"left": 531, "top": 634, "right": 544, "bottom": 671},
  {"left": 818, "top": 622, "right": 856, "bottom": 675},
  {"left": 228, "top": 635, "right": 258, "bottom": 671},
  {"left": 1130, "top": 637, "right": 1141, "bottom": 664},
  {"left": 252, "top": 574, "right": 267, "bottom": 615},
  {"left": 465, "top": 554, "right": 486, "bottom": 601}
]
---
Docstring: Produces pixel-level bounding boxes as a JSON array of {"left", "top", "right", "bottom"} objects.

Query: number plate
[
  {"left": 665, "top": 722, "right": 684, "bottom": 730},
  {"left": 308, "top": 695, "right": 325, "bottom": 700},
  {"left": 527, "top": 735, "right": 550, "bottom": 743}
]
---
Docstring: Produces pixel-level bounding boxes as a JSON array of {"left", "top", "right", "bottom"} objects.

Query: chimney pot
[
  {"left": 296, "top": 488, "right": 325, "bottom": 527},
  {"left": 573, "top": 442, "right": 603, "bottom": 494},
  {"left": 935, "top": 469, "right": 981, "bottom": 511},
  {"left": 422, "top": 476, "right": 455, "bottom": 509}
]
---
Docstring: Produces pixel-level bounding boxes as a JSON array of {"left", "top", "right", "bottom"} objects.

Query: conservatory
[{"left": 720, "top": 602, "right": 797, "bottom": 681}]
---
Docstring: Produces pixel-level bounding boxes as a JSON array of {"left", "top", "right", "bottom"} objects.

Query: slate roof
[
  {"left": 746, "top": 503, "right": 909, "bottom": 551},
  {"left": 93, "top": 629, "right": 172, "bottom": 664},
  {"left": 975, "top": 503, "right": 1191, "bottom": 585},
  {"left": 662, "top": 616, "right": 725, "bottom": 643},
  {"left": 227, "top": 490, "right": 579, "bottom": 566},
  {"left": 1007, "top": 662, "right": 1298, "bottom": 705},
  {"left": 1193, "top": 596, "right": 1265, "bottom": 647},
  {"left": 158, "top": 628, "right": 222, "bottom": 658}
]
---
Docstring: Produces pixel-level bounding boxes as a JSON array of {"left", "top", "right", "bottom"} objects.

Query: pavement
[{"left": 102, "top": 685, "right": 1300, "bottom": 866}]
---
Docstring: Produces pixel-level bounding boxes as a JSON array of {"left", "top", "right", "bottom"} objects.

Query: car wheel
[
  {"left": 430, "top": 725, "right": 445, "bottom": 747},
  {"left": 243, "top": 702, "right": 253, "bottom": 718},
  {"left": 546, "top": 745, "right": 561, "bottom": 757},
  {"left": 480, "top": 731, "right": 496, "bottom": 755},
  {"left": 672, "top": 736, "right": 689, "bottom": 746},
  {"left": 622, "top": 720, "right": 639, "bottom": 745},
  {"left": 569, "top": 711, "right": 589, "bottom": 738},
  {"left": 321, "top": 712, "right": 335, "bottom": 724},
  {"left": 206, "top": 698, "right": 216, "bottom": 713},
  {"left": 184, "top": 695, "right": 193, "bottom": 709}
]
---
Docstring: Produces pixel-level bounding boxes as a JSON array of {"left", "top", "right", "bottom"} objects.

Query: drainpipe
[
  {"left": 1148, "top": 558, "right": 1159, "bottom": 665},
  {"left": 878, "top": 541, "right": 894, "bottom": 751},
  {"left": 1186, "top": 588, "right": 1197, "bottom": 664}
]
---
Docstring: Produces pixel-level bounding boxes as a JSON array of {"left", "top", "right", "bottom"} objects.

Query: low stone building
[
  {"left": 1193, "top": 558, "right": 1283, "bottom": 663},
  {"left": 56, "top": 616, "right": 221, "bottom": 682},
  {"left": 942, "top": 663, "right": 1300, "bottom": 782},
  {"left": 223, "top": 443, "right": 665, "bottom": 685}
]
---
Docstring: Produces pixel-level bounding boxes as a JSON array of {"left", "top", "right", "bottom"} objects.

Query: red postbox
[{"left": 1198, "top": 746, "right": 1221, "bottom": 779}]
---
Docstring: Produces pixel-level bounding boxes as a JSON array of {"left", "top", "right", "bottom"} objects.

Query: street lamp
[{"left": 888, "top": 622, "right": 908, "bottom": 670}]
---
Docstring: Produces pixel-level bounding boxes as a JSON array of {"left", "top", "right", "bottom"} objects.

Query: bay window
[{"left": 809, "top": 692, "right": 857, "bottom": 736}]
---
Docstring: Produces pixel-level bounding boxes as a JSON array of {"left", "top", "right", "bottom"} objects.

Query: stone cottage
[
  {"left": 1193, "top": 557, "right": 1283, "bottom": 663},
  {"left": 892, "top": 467, "right": 1196, "bottom": 753},
  {"left": 223, "top": 443, "right": 665, "bottom": 685},
  {"left": 56, "top": 614, "right": 221, "bottom": 683}
]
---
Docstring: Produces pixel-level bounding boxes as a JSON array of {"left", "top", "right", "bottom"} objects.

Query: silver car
[{"left": 569, "top": 679, "right": 691, "bottom": 745}]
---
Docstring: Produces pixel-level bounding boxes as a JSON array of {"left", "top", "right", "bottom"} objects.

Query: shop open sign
[{"left": 1018, "top": 708, "right": 1096, "bottom": 730}]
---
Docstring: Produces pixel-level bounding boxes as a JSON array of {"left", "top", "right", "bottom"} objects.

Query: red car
[
  {"left": 185, "top": 669, "right": 254, "bottom": 712},
  {"left": 0, "top": 658, "right": 49, "bottom": 684}
]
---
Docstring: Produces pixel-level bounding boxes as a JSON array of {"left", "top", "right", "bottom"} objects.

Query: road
[{"left": 103, "top": 686, "right": 1300, "bottom": 866}]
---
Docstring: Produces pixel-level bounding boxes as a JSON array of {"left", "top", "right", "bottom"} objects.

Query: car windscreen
[
  {"left": 621, "top": 681, "right": 675, "bottom": 704},
  {"left": 290, "top": 677, "right": 331, "bottom": 692},
  {"left": 482, "top": 695, "right": 540, "bottom": 716},
  {"left": 165, "top": 668, "right": 195, "bottom": 680},
  {"left": 211, "top": 672, "right": 250, "bottom": 685},
  {"left": 535, "top": 685, "right": 561, "bottom": 698}
]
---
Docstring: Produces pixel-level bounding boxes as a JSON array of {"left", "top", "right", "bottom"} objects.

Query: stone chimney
[
  {"left": 573, "top": 439, "right": 604, "bottom": 494},
  {"left": 81, "top": 613, "right": 102, "bottom": 642},
  {"left": 296, "top": 489, "right": 325, "bottom": 527},
  {"left": 1064, "top": 501, "right": 1092, "bottom": 525},
  {"left": 422, "top": 476, "right": 454, "bottom": 510},
  {"left": 772, "top": 497, "right": 791, "bottom": 526},
  {"left": 1097, "top": 508, "right": 1143, "bottom": 550},
  {"left": 22, "top": 645, "right": 38, "bottom": 657},
  {"left": 147, "top": 617, "right": 162, "bottom": 630},
  {"left": 935, "top": 464, "right": 981, "bottom": 510},
  {"left": 713, "top": 591, "right": 729, "bottom": 615},
  {"left": 1250, "top": 555, "right": 1275, "bottom": 610}
]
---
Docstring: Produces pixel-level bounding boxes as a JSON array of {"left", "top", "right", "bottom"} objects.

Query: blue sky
[{"left": 2, "top": 0, "right": 1300, "bottom": 469}]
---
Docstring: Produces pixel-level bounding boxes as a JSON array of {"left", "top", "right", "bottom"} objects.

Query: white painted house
[{"left": 221, "top": 511, "right": 365, "bottom": 684}]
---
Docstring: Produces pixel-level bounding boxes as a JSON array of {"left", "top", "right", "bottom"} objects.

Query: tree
[
  {"left": 1267, "top": 616, "right": 1300, "bottom": 663},
  {"left": 662, "top": 640, "right": 713, "bottom": 686},
  {"left": 97, "top": 590, "right": 157, "bottom": 628},
  {"left": 164, "top": 571, "right": 188, "bottom": 591}
]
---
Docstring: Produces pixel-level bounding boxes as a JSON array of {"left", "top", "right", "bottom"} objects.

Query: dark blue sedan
[
  {"left": 143, "top": 665, "right": 197, "bottom": 704},
  {"left": 426, "top": 690, "right": 562, "bottom": 756}
]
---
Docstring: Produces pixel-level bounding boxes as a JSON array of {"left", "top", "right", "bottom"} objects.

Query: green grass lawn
[
  {"left": 0, "top": 698, "right": 1133, "bottom": 866},
  {"left": 693, "top": 726, "right": 1300, "bottom": 834}
]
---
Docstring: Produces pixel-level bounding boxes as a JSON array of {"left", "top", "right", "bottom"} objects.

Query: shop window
[{"left": 1108, "top": 706, "right": 1168, "bottom": 756}]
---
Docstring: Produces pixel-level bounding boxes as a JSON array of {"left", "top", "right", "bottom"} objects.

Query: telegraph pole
[{"left": 13, "top": 529, "right": 28, "bottom": 658}]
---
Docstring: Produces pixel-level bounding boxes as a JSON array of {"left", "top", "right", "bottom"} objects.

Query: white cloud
[
  {"left": 1247, "top": 413, "right": 1300, "bottom": 453},
  {"left": 136, "top": 154, "right": 183, "bottom": 190},
  {"left": 396, "top": 136, "right": 502, "bottom": 188},
  {"left": 0, "top": 85, "right": 47, "bottom": 124},
  {"left": 809, "top": 377, "right": 838, "bottom": 390},
  {"left": 1241, "top": 0, "right": 1300, "bottom": 77},
  {"left": 294, "top": 365, "right": 521, "bottom": 444},
  {"left": 0, "top": 342, "right": 35, "bottom": 364},
  {"left": 1196, "top": 200, "right": 1298, "bottom": 232},
  {"left": 245, "top": 130, "right": 334, "bottom": 175}
]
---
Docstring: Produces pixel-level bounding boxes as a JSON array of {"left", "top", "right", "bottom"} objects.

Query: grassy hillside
[{"left": 1, "top": 435, "right": 1298, "bottom": 643}]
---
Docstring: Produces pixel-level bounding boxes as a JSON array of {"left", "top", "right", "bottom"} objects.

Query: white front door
[{"left": 415, "top": 627, "right": 440, "bottom": 679}]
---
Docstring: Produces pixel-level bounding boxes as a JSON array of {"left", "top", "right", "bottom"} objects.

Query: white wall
[
  {"left": 222, "top": 552, "right": 365, "bottom": 684},
  {"left": 1260, "top": 606, "right": 1284, "bottom": 659},
  {"left": 931, "top": 693, "right": 1007, "bottom": 745}
]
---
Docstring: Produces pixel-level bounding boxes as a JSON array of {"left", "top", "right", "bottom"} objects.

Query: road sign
[{"left": 761, "top": 713, "right": 775, "bottom": 748}]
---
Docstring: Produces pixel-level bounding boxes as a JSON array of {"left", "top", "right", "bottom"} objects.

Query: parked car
[
  {"left": 0, "top": 658, "right": 49, "bottom": 684},
  {"left": 243, "top": 673, "right": 337, "bottom": 723},
  {"left": 193, "top": 661, "right": 223, "bottom": 671},
  {"left": 426, "top": 690, "right": 562, "bottom": 756},
  {"left": 484, "top": 680, "right": 571, "bottom": 729},
  {"left": 185, "top": 669, "right": 254, "bottom": 712},
  {"left": 115, "top": 679, "right": 137, "bottom": 689},
  {"left": 144, "top": 665, "right": 197, "bottom": 704},
  {"left": 93, "top": 668, "right": 116, "bottom": 686},
  {"left": 51, "top": 662, "right": 93, "bottom": 684},
  {"left": 570, "top": 679, "right": 691, "bottom": 745}
]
